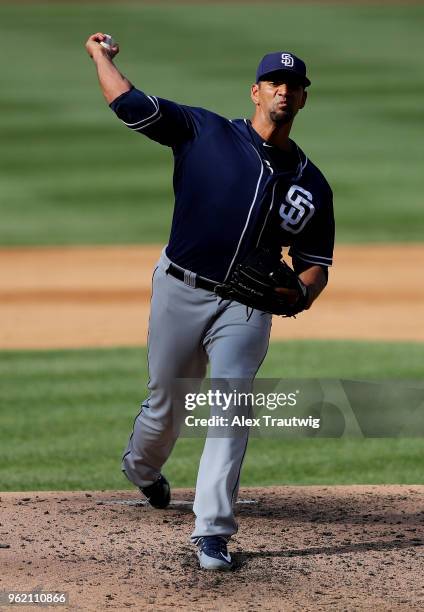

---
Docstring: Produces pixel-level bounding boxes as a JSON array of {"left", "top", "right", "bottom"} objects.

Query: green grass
[
  {"left": 1, "top": 3, "right": 424, "bottom": 245},
  {"left": 0, "top": 340, "right": 423, "bottom": 491}
]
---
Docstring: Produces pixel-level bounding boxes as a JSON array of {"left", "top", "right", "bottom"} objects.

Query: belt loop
[{"left": 184, "top": 269, "right": 197, "bottom": 288}]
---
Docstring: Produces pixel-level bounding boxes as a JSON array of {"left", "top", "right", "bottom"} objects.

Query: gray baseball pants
[{"left": 122, "top": 249, "right": 272, "bottom": 541}]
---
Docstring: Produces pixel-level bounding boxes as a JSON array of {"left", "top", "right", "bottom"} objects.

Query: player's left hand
[
  {"left": 274, "top": 286, "right": 304, "bottom": 306},
  {"left": 274, "top": 277, "right": 310, "bottom": 309},
  {"left": 215, "top": 247, "right": 310, "bottom": 317}
]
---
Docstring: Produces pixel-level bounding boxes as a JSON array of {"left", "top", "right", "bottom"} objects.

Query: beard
[{"left": 269, "top": 108, "right": 294, "bottom": 125}]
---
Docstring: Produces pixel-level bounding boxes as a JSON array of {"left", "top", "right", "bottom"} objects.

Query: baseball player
[{"left": 86, "top": 33, "right": 334, "bottom": 571}]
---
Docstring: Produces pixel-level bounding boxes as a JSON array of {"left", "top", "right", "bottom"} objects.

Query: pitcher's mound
[{"left": 1, "top": 486, "right": 423, "bottom": 610}]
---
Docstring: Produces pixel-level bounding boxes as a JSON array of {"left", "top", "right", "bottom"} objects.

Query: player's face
[{"left": 252, "top": 77, "right": 307, "bottom": 125}]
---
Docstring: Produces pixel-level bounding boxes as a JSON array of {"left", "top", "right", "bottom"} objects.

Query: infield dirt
[
  {"left": 1, "top": 486, "right": 423, "bottom": 611},
  {"left": 1, "top": 244, "right": 423, "bottom": 349}
]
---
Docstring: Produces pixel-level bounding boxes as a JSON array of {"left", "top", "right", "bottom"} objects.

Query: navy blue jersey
[{"left": 110, "top": 88, "right": 334, "bottom": 282}]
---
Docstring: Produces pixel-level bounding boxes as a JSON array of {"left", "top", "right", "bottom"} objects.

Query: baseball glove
[{"left": 215, "top": 247, "right": 309, "bottom": 317}]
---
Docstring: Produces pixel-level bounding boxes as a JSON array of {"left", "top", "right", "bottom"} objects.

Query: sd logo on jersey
[{"left": 279, "top": 185, "right": 315, "bottom": 234}]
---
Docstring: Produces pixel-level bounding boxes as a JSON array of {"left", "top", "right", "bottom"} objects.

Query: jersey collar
[{"left": 240, "top": 119, "right": 308, "bottom": 181}]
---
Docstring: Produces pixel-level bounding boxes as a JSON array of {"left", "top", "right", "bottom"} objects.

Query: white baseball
[{"left": 100, "top": 34, "right": 115, "bottom": 50}]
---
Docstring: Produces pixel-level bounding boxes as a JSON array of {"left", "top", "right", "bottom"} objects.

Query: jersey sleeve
[
  {"left": 109, "top": 87, "right": 200, "bottom": 147},
  {"left": 288, "top": 187, "right": 335, "bottom": 269}
]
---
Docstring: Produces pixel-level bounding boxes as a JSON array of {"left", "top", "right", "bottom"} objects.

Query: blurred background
[
  {"left": 1, "top": 1, "right": 423, "bottom": 244},
  {"left": 0, "top": 1, "right": 423, "bottom": 491}
]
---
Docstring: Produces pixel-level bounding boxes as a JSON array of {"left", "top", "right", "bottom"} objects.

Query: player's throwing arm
[{"left": 85, "top": 33, "right": 132, "bottom": 104}]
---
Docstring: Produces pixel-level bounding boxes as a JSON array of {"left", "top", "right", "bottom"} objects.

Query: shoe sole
[{"left": 148, "top": 495, "right": 170, "bottom": 509}]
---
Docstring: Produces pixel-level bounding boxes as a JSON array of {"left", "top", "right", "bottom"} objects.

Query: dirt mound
[
  {"left": 0, "top": 244, "right": 423, "bottom": 349},
  {"left": 1, "top": 486, "right": 423, "bottom": 610}
]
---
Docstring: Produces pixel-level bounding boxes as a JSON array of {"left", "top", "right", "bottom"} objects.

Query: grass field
[
  {"left": 1, "top": 3, "right": 423, "bottom": 245},
  {"left": 1, "top": 340, "right": 423, "bottom": 491}
]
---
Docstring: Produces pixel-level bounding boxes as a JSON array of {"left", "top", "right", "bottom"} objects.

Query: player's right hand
[{"left": 85, "top": 33, "right": 120, "bottom": 60}]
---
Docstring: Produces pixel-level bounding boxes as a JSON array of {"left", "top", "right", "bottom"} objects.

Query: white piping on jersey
[
  {"left": 293, "top": 249, "right": 332, "bottom": 263},
  {"left": 293, "top": 151, "right": 309, "bottom": 181},
  {"left": 224, "top": 143, "right": 265, "bottom": 282},
  {"left": 134, "top": 114, "right": 163, "bottom": 131},
  {"left": 256, "top": 180, "right": 278, "bottom": 247},
  {"left": 291, "top": 251, "right": 332, "bottom": 267},
  {"left": 124, "top": 95, "right": 158, "bottom": 125},
  {"left": 123, "top": 95, "right": 161, "bottom": 129}
]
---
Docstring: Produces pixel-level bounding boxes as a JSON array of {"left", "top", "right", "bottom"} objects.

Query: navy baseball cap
[{"left": 256, "top": 52, "right": 311, "bottom": 87}]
